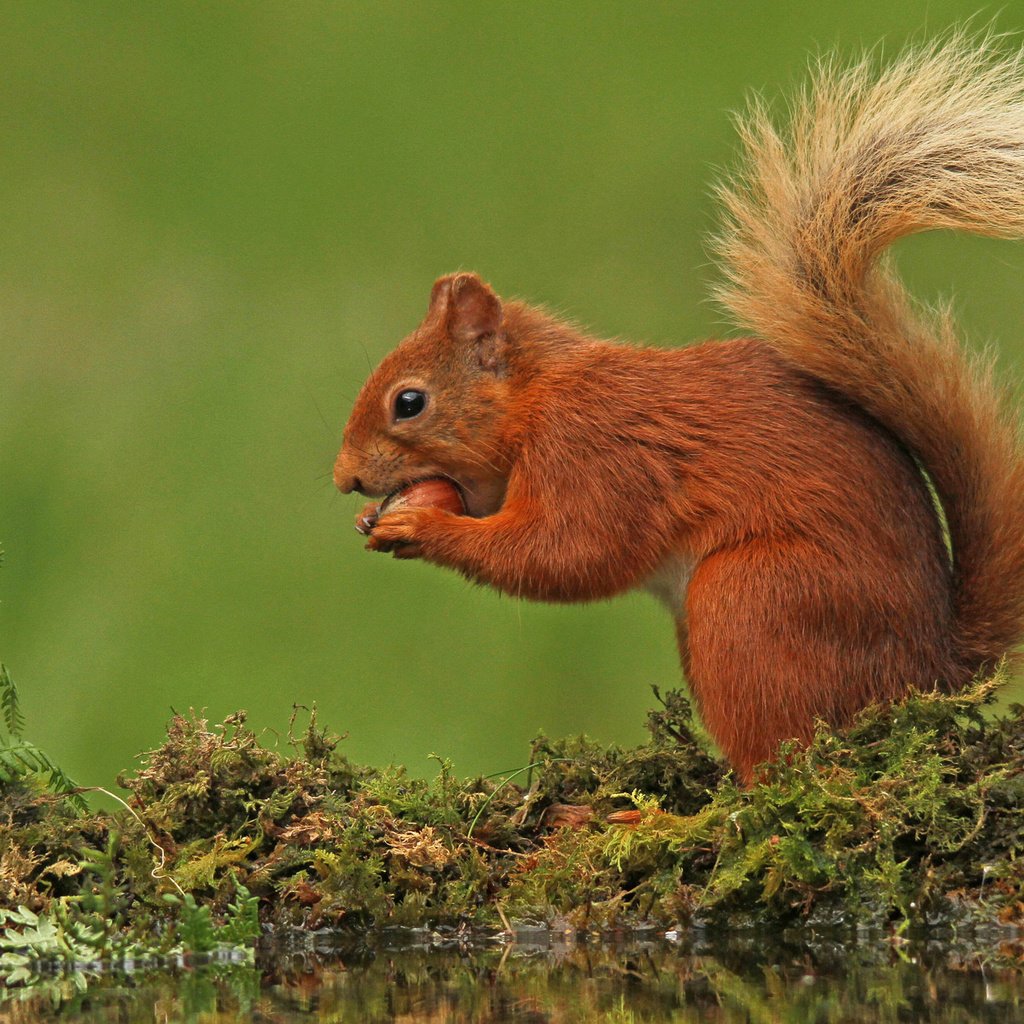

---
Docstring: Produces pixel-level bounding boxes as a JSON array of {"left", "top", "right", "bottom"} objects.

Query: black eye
[{"left": 394, "top": 389, "right": 426, "bottom": 420}]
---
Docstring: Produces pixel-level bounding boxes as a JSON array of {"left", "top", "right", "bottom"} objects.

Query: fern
[
  {"left": 0, "top": 740, "right": 86, "bottom": 811},
  {"left": 2, "top": 558, "right": 84, "bottom": 809},
  {"left": 0, "top": 663, "right": 86, "bottom": 810},
  {"left": 0, "top": 664, "right": 25, "bottom": 739},
  {"left": 220, "top": 880, "right": 261, "bottom": 945},
  {"left": 162, "top": 891, "right": 258, "bottom": 954}
]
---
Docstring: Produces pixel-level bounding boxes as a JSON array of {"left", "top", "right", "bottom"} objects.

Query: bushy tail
[{"left": 713, "top": 37, "right": 1024, "bottom": 677}]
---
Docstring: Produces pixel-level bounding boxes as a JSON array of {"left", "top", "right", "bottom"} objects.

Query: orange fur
[{"left": 335, "top": 39, "right": 1024, "bottom": 783}]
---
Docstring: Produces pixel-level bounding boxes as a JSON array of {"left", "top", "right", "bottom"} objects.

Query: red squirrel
[{"left": 334, "top": 41, "right": 1024, "bottom": 783}]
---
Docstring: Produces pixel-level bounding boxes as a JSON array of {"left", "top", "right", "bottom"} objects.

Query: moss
[
  {"left": 565, "top": 677, "right": 1024, "bottom": 933},
  {"left": 1, "top": 678, "right": 1023, "bottom": 974}
]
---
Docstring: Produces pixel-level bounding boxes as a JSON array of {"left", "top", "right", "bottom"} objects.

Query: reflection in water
[{"left": 2, "top": 932, "right": 1022, "bottom": 1022}]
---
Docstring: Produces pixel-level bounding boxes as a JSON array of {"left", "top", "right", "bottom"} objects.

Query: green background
[{"left": 3, "top": 2, "right": 1023, "bottom": 791}]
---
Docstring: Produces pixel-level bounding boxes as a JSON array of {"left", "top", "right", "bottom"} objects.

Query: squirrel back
[
  {"left": 336, "top": 39, "right": 1024, "bottom": 781},
  {"left": 714, "top": 38, "right": 1024, "bottom": 681}
]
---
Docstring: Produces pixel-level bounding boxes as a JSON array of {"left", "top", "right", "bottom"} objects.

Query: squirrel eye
[{"left": 394, "top": 389, "right": 427, "bottom": 421}]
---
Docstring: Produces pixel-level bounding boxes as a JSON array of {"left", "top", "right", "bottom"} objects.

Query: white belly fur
[{"left": 643, "top": 553, "right": 695, "bottom": 618}]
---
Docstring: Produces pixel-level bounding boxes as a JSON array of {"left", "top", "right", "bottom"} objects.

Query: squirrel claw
[{"left": 354, "top": 503, "right": 381, "bottom": 536}]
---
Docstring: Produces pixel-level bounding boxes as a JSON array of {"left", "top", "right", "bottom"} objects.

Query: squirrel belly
[{"left": 336, "top": 39, "right": 1024, "bottom": 783}]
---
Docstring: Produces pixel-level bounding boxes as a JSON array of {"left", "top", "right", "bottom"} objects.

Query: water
[{"left": 4, "top": 931, "right": 1022, "bottom": 1022}]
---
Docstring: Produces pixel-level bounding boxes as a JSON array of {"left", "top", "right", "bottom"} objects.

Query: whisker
[
  {"left": 304, "top": 385, "right": 340, "bottom": 440},
  {"left": 358, "top": 341, "right": 376, "bottom": 376},
  {"left": 343, "top": 440, "right": 374, "bottom": 459}
]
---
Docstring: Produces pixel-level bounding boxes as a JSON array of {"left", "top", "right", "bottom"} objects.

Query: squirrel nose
[
  {"left": 334, "top": 445, "right": 357, "bottom": 493},
  {"left": 334, "top": 470, "right": 364, "bottom": 495},
  {"left": 334, "top": 443, "right": 370, "bottom": 494},
  {"left": 333, "top": 456, "right": 359, "bottom": 493}
]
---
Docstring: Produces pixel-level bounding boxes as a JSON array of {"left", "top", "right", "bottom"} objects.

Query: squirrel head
[{"left": 334, "top": 273, "right": 514, "bottom": 517}]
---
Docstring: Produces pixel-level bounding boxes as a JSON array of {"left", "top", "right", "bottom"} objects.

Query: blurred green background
[{"left": 3, "top": 2, "right": 1023, "bottom": 791}]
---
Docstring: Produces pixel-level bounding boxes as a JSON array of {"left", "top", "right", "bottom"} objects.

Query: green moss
[
  {"left": 554, "top": 676, "right": 1024, "bottom": 932},
  {"left": 2, "top": 677, "right": 1023, "bottom": 978}
]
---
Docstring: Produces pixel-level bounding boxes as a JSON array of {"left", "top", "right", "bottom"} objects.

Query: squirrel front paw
[
  {"left": 354, "top": 501, "right": 381, "bottom": 536},
  {"left": 367, "top": 506, "right": 444, "bottom": 559}
]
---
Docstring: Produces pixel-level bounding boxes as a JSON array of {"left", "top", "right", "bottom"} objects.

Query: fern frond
[
  {"left": 0, "top": 664, "right": 24, "bottom": 739},
  {"left": 0, "top": 739, "right": 87, "bottom": 810}
]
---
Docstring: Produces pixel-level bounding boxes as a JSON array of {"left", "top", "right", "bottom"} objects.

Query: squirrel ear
[
  {"left": 427, "top": 273, "right": 506, "bottom": 372},
  {"left": 429, "top": 273, "right": 502, "bottom": 342},
  {"left": 428, "top": 275, "right": 455, "bottom": 316}
]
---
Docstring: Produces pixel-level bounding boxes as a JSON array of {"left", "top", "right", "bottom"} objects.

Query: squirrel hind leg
[{"left": 681, "top": 541, "right": 950, "bottom": 783}]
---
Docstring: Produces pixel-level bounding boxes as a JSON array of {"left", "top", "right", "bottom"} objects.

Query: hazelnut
[{"left": 380, "top": 478, "right": 466, "bottom": 516}]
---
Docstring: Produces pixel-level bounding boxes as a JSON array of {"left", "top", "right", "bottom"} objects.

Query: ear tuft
[{"left": 428, "top": 272, "right": 502, "bottom": 345}]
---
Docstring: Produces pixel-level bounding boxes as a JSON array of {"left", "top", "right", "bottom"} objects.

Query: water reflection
[{"left": 2, "top": 931, "right": 1022, "bottom": 1022}]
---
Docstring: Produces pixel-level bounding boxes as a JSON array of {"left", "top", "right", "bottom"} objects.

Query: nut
[{"left": 380, "top": 478, "right": 466, "bottom": 516}]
